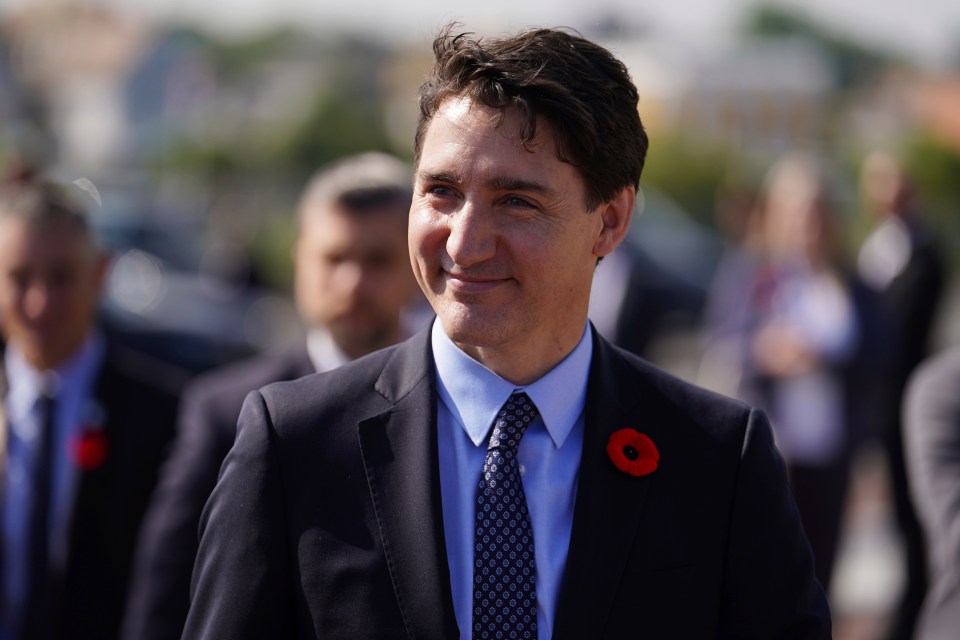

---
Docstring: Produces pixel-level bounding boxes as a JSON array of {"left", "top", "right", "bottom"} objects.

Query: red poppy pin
[
  {"left": 70, "top": 426, "right": 109, "bottom": 471},
  {"left": 607, "top": 429, "right": 659, "bottom": 476}
]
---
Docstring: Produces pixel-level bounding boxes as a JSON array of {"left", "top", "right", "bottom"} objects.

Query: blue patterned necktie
[{"left": 473, "top": 392, "right": 538, "bottom": 640}]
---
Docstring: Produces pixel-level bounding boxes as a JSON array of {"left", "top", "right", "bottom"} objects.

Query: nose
[
  {"left": 336, "top": 261, "right": 363, "bottom": 295},
  {"left": 445, "top": 201, "right": 496, "bottom": 268},
  {"left": 23, "top": 282, "right": 52, "bottom": 321}
]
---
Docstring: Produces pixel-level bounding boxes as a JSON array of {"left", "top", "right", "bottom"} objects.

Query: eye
[
  {"left": 8, "top": 269, "right": 30, "bottom": 290},
  {"left": 424, "top": 184, "right": 456, "bottom": 198},
  {"left": 504, "top": 195, "right": 536, "bottom": 209}
]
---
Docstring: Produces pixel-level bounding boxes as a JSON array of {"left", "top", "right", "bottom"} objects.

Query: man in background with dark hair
[
  {"left": 122, "top": 152, "right": 421, "bottom": 640},
  {"left": 0, "top": 179, "right": 180, "bottom": 639},
  {"left": 184, "top": 26, "right": 829, "bottom": 639}
]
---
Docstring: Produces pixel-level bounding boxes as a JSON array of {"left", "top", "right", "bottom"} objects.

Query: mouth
[{"left": 443, "top": 270, "right": 510, "bottom": 295}]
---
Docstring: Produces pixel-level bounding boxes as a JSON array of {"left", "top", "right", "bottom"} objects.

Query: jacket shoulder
[
  {"left": 255, "top": 341, "right": 410, "bottom": 435},
  {"left": 598, "top": 337, "right": 755, "bottom": 442},
  {"left": 183, "top": 348, "right": 311, "bottom": 410}
]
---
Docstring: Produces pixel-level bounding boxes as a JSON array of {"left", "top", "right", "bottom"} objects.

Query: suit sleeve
[
  {"left": 181, "top": 391, "right": 295, "bottom": 640},
  {"left": 122, "top": 384, "right": 239, "bottom": 640},
  {"left": 904, "top": 353, "right": 960, "bottom": 638},
  {"left": 722, "top": 408, "right": 832, "bottom": 638}
]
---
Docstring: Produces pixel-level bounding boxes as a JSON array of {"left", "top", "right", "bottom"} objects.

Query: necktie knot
[{"left": 488, "top": 393, "right": 538, "bottom": 453}]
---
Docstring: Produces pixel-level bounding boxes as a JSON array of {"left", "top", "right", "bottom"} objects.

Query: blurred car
[{"left": 91, "top": 195, "right": 300, "bottom": 376}]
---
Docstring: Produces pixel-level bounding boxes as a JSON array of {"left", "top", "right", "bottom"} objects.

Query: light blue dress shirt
[
  {"left": 433, "top": 321, "right": 591, "bottom": 639},
  {"left": 1, "top": 333, "right": 105, "bottom": 638}
]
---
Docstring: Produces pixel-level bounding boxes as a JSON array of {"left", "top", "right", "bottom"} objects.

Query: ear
[{"left": 592, "top": 186, "right": 635, "bottom": 259}]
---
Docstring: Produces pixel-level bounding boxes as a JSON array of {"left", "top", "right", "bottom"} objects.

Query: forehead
[
  {"left": 300, "top": 202, "right": 406, "bottom": 244},
  {"left": 0, "top": 216, "right": 93, "bottom": 265},
  {"left": 417, "top": 97, "right": 567, "bottom": 179}
]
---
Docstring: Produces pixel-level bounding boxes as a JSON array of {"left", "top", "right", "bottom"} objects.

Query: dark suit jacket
[
  {"left": 1, "top": 339, "right": 182, "bottom": 639},
  {"left": 185, "top": 327, "right": 830, "bottom": 639},
  {"left": 905, "top": 349, "right": 960, "bottom": 640},
  {"left": 122, "top": 347, "right": 314, "bottom": 640}
]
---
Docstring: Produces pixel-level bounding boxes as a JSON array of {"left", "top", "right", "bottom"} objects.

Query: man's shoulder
[
  {"left": 914, "top": 348, "right": 960, "bottom": 384},
  {"left": 100, "top": 339, "right": 188, "bottom": 403},
  {"left": 261, "top": 342, "right": 404, "bottom": 407},
  {"left": 907, "top": 348, "right": 960, "bottom": 411},
  {"left": 598, "top": 337, "right": 754, "bottom": 436},
  {"left": 184, "top": 347, "right": 312, "bottom": 406},
  {"left": 254, "top": 333, "right": 431, "bottom": 432}
]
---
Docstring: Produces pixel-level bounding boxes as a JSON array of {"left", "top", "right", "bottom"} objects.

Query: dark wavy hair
[{"left": 415, "top": 24, "right": 649, "bottom": 210}]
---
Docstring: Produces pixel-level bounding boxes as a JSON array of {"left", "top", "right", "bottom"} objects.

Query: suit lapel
[
  {"left": 554, "top": 331, "right": 663, "bottom": 638},
  {"left": 358, "top": 328, "right": 459, "bottom": 639},
  {"left": 66, "top": 351, "right": 115, "bottom": 554}
]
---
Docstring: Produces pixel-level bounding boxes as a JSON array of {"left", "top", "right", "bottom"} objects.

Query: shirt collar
[
  {"left": 305, "top": 326, "right": 351, "bottom": 374},
  {"left": 5, "top": 331, "right": 105, "bottom": 424},
  {"left": 431, "top": 320, "right": 593, "bottom": 449}
]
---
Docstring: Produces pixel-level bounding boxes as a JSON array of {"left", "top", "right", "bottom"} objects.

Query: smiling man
[{"left": 184, "top": 26, "right": 830, "bottom": 639}]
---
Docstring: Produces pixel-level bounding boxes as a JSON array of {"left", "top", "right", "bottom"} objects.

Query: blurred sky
[{"left": 6, "top": 0, "right": 960, "bottom": 66}]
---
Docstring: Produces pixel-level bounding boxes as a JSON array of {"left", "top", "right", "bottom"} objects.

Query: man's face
[
  {"left": 294, "top": 203, "right": 416, "bottom": 359},
  {"left": 0, "top": 217, "right": 107, "bottom": 369},
  {"left": 410, "top": 97, "right": 630, "bottom": 380},
  {"left": 860, "top": 152, "right": 905, "bottom": 218}
]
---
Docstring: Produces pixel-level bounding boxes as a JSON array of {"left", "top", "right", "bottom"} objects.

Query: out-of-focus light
[{"left": 107, "top": 249, "right": 168, "bottom": 314}]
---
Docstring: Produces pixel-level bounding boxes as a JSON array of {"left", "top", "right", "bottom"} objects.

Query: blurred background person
[
  {"left": 0, "top": 177, "right": 181, "bottom": 639},
  {"left": 122, "top": 152, "right": 422, "bottom": 640},
  {"left": 700, "top": 153, "right": 867, "bottom": 594},
  {"left": 857, "top": 149, "right": 946, "bottom": 640},
  {"left": 904, "top": 346, "right": 960, "bottom": 640}
]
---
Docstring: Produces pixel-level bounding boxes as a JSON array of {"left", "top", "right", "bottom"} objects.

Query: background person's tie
[
  {"left": 23, "top": 389, "right": 55, "bottom": 638},
  {"left": 473, "top": 392, "right": 538, "bottom": 640}
]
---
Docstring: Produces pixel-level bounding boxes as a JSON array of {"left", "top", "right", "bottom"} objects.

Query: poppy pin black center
[{"left": 622, "top": 445, "right": 639, "bottom": 460}]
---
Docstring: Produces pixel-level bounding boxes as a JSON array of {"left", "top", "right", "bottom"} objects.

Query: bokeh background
[{"left": 2, "top": 1, "right": 960, "bottom": 638}]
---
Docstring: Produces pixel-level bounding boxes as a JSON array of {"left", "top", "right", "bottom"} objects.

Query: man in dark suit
[
  {"left": 0, "top": 179, "right": 181, "bottom": 638},
  {"left": 905, "top": 348, "right": 960, "bottom": 640},
  {"left": 184, "top": 26, "right": 830, "bottom": 638},
  {"left": 857, "top": 150, "right": 945, "bottom": 640},
  {"left": 122, "top": 153, "right": 421, "bottom": 640}
]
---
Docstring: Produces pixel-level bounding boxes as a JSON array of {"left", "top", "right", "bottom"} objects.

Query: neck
[{"left": 456, "top": 323, "right": 587, "bottom": 386}]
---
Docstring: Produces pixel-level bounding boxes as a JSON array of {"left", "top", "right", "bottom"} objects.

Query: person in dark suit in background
[
  {"left": 905, "top": 348, "right": 960, "bottom": 640},
  {"left": 0, "top": 179, "right": 181, "bottom": 639},
  {"left": 121, "top": 152, "right": 421, "bottom": 640},
  {"left": 857, "top": 150, "right": 945, "bottom": 640},
  {"left": 183, "top": 25, "right": 830, "bottom": 638}
]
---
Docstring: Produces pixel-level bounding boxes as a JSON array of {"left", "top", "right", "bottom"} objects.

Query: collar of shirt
[
  {"left": 430, "top": 320, "right": 593, "bottom": 449},
  {"left": 5, "top": 331, "right": 105, "bottom": 431},
  {"left": 305, "top": 327, "right": 351, "bottom": 374}
]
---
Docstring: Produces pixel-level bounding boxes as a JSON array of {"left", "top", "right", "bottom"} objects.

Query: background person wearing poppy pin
[
  {"left": 184, "top": 24, "right": 830, "bottom": 639},
  {"left": 0, "top": 177, "right": 182, "bottom": 639}
]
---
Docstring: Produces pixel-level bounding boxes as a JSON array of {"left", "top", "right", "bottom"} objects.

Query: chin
[{"left": 437, "top": 313, "right": 509, "bottom": 350}]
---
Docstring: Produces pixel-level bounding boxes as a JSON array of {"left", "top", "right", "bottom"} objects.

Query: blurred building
[
  {"left": 846, "top": 68, "right": 960, "bottom": 153},
  {"left": 603, "top": 35, "right": 835, "bottom": 161},
  {"left": 1, "top": 1, "right": 148, "bottom": 170}
]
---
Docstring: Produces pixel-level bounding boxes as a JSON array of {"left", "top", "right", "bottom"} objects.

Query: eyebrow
[
  {"left": 417, "top": 171, "right": 559, "bottom": 199},
  {"left": 417, "top": 170, "right": 461, "bottom": 185}
]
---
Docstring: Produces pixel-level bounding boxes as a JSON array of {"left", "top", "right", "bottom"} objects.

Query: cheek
[{"left": 408, "top": 210, "right": 445, "bottom": 261}]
